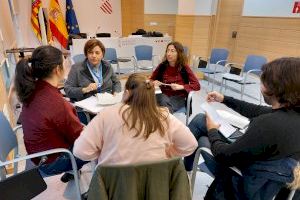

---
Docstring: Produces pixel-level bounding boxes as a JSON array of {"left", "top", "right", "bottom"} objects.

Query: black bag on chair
[{"left": 0, "top": 167, "right": 47, "bottom": 200}]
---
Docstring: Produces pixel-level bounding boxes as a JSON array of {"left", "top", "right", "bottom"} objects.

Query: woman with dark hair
[
  {"left": 15, "top": 45, "right": 87, "bottom": 181},
  {"left": 150, "top": 41, "right": 200, "bottom": 113},
  {"left": 73, "top": 73, "right": 197, "bottom": 165},
  {"left": 183, "top": 57, "right": 300, "bottom": 198},
  {"left": 64, "top": 39, "right": 121, "bottom": 101}
]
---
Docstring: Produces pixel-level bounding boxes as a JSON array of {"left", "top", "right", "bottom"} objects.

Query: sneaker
[{"left": 60, "top": 172, "right": 74, "bottom": 183}]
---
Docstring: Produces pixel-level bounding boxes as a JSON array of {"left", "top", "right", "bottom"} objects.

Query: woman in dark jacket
[{"left": 65, "top": 39, "right": 121, "bottom": 101}]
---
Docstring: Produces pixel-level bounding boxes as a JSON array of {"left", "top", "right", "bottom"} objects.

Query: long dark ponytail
[{"left": 14, "top": 45, "right": 63, "bottom": 104}]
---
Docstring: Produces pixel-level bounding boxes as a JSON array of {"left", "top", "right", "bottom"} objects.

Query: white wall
[
  {"left": 177, "top": 0, "right": 217, "bottom": 15},
  {"left": 144, "top": 0, "right": 178, "bottom": 14},
  {"left": 243, "top": 0, "right": 300, "bottom": 17}
]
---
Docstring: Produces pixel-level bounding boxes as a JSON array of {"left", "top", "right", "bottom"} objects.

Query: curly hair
[{"left": 260, "top": 57, "right": 300, "bottom": 108}]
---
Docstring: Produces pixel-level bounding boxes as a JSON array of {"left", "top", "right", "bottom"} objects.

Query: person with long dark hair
[
  {"left": 73, "top": 73, "right": 197, "bottom": 165},
  {"left": 15, "top": 45, "right": 87, "bottom": 182},
  {"left": 150, "top": 41, "right": 200, "bottom": 113}
]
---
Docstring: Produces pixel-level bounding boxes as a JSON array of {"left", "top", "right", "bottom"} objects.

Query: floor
[{"left": 13, "top": 72, "right": 266, "bottom": 199}]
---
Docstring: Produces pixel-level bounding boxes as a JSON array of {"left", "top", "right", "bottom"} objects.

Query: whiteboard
[{"left": 243, "top": 0, "right": 300, "bottom": 18}]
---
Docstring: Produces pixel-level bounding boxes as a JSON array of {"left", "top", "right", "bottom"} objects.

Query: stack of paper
[
  {"left": 216, "top": 110, "right": 249, "bottom": 129},
  {"left": 200, "top": 102, "right": 237, "bottom": 138},
  {"left": 97, "top": 92, "right": 123, "bottom": 105}
]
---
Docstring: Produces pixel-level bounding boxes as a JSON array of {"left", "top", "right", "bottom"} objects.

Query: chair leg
[
  {"left": 220, "top": 78, "right": 224, "bottom": 93},
  {"left": 224, "top": 80, "right": 227, "bottom": 94},
  {"left": 241, "top": 84, "right": 245, "bottom": 100},
  {"left": 211, "top": 74, "right": 215, "bottom": 91}
]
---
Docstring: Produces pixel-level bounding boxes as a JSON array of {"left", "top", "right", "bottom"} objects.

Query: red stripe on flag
[
  {"left": 105, "top": 1, "right": 112, "bottom": 9},
  {"left": 49, "top": 21, "right": 68, "bottom": 48},
  {"left": 100, "top": 6, "right": 108, "bottom": 14},
  {"left": 101, "top": 4, "right": 110, "bottom": 14},
  {"left": 103, "top": 2, "right": 112, "bottom": 13}
]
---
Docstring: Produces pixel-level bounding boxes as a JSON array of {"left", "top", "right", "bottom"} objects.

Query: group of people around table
[{"left": 13, "top": 38, "right": 300, "bottom": 197}]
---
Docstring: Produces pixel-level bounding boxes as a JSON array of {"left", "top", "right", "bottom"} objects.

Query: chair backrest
[
  {"left": 135, "top": 45, "right": 153, "bottom": 61},
  {"left": 243, "top": 55, "right": 267, "bottom": 73},
  {"left": 0, "top": 112, "right": 17, "bottom": 162},
  {"left": 88, "top": 158, "right": 191, "bottom": 199},
  {"left": 104, "top": 48, "right": 117, "bottom": 62},
  {"left": 72, "top": 54, "right": 85, "bottom": 63},
  {"left": 210, "top": 48, "right": 229, "bottom": 66}
]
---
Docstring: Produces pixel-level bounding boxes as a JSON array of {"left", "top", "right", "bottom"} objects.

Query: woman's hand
[
  {"left": 206, "top": 91, "right": 224, "bottom": 103},
  {"left": 170, "top": 83, "right": 184, "bottom": 91},
  {"left": 82, "top": 83, "right": 98, "bottom": 94},
  {"left": 153, "top": 80, "right": 163, "bottom": 87},
  {"left": 206, "top": 112, "right": 220, "bottom": 131}
]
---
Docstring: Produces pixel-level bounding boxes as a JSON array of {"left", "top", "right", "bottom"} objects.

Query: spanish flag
[
  {"left": 49, "top": 0, "right": 68, "bottom": 48},
  {"left": 31, "top": 0, "right": 42, "bottom": 42}
]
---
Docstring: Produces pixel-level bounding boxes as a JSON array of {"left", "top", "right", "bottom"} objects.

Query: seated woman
[
  {"left": 73, "top": 73, "right": 198, "bottom": 165},
  {"left": 150, "top": 41, "right": 200, "bottom": 113},
  {"left": 14, "top": 46, "right": 87, "bottom": 182},
  {"left": 184, "top": 57, "right": 300, "bottom": 198},
  {"left": 64, "top": 38, "right": 121, "bottom": 102}
]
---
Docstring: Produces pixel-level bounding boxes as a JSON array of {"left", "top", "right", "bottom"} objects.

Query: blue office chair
[
  {"left": 104, "top": 48, "right": 133, "bottom": 75},
  {"left": 72, "top": 54, "right": 85, "bottom": 64},
  {"left": 0, "top": 112, "right": 82, "bottom": 199},
  {"left": 220, "top": 55, "right": 267, "bottom": 101},
  {"left": 133, "top": 45, "right": 156, "bottom": 71},
  {"left": 198, "top": 48, "right": 229, "bottom": 90}
]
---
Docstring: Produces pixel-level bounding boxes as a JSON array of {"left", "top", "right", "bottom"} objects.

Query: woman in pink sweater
[{"left": 73, "top": 73, "right": 197, "bottom": 165}]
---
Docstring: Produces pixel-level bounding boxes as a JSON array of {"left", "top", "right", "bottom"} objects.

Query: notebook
[
  {"left": 201, "top": 102, "right": 238, "bottom": 138},
  {"left": 0, "top": 167, "right": 47, "bottom": 200}
]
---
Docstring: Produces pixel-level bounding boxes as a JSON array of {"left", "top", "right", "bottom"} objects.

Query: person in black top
[{"left": 184, "top": 57, "right": 300, "bottom": 171}]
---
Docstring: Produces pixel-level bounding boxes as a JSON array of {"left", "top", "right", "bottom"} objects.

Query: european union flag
[{"left": 66, "top": 0, "right": 80, "bottom": 34}]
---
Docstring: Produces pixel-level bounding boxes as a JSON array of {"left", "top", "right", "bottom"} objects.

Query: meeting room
[{"left": 0, "top": 0, "right": 300, "bottom": 199}]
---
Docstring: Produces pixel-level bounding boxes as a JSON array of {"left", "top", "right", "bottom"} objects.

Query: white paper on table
[
  {"left": 200, "top": 102, "right": 237, "bottom": 138},
  {"left": 97, "top": 92, "right": 123, "bottom": 105},
  {"left": 74, "top": 96, "right": 104, "bottom": 114}
]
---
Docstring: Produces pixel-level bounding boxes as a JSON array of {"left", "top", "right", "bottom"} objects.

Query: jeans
[
  {"left": 39, "top": 153, "right": 88, "bottom": 177},
  {"left": 156, "top": 94, "right": 186, "bottom": 113},
  {"left": 184, "top": 113, "right": 211, "bottom": 171}
]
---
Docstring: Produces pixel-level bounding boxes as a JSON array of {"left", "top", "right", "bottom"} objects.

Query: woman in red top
[
  {"left": 151, "top": 41, "right": 200, "bottom": 113},
  {"left": 14, "top": 45, "right": 87, "bottom": 182}
]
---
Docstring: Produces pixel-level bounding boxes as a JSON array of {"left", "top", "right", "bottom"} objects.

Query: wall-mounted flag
[{"left": 100, "top": 0, "right": 113, "bottom": 14}]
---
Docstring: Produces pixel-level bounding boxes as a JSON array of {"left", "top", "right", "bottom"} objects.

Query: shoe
[{"left": 60, "top": 172, "right": 74, "bottom": 183}]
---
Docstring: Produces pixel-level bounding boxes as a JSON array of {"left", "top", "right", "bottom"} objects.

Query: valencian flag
[
  {"left": 49, "top": 0, "right": 68, "bottom": 49},
  {"left": 31, "top": 0, "right": 42, "bottom": 42},
  {"left": 66, "top": 0, "right": 80, "bottom": 34}
]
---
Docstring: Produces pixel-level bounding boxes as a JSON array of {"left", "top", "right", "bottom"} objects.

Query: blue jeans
[
  {"left": 39, "top": 153, "right": 88, "bottom": 177},
  {"left": 184, "top": 113, "right": 211, "bottom": 171}
]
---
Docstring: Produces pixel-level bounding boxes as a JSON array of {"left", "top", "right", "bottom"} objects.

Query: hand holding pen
[{"left": 206, "top": 91, "right": 224, "bottom": 103}]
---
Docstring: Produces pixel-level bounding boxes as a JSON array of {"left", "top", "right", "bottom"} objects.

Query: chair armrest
[
  {"left": 186, "top": 91, "right": 195, "bottom": 125},
  {"left": 243, "top": 69, "right": 262, "bottom": 84},
  {"left": 216, "top": 59, "right": 228, "bottom": 66},
  {"left": 0, "top": 148, "right": 82, "bottom": 200},
  {"left": 13, "top": 125, "right": 22, "bottom": 133}
]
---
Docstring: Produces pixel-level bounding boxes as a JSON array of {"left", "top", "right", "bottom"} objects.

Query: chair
[
  {"left": 104, "top": 48, "right": 134, "bottom": 75},
  {"left": 191, "top": 147, "right": 297, "bottom": 199},
  {"left": 183, "top": 46, "right": 189, "bottom": 57},
  {"left": 220, "top": 55, "right": 267, "bottom": 101},
  {"left": 198, "top": 48, "right": 229, "bottom": 91},
  {"left": 87, "top": 158, "right": 191, "bottom": 200},
  {"left": 72, "top": 54, "right": 85, "bottom": 64},
  {"left": 133, "top": 45, "right": 157, "bottom": 71},
  {"left": 0, "top": 112, "right": 82, "bottom": 199},
  {"left": 174, "top": 91, "right": 195, "bottom": 125}
]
